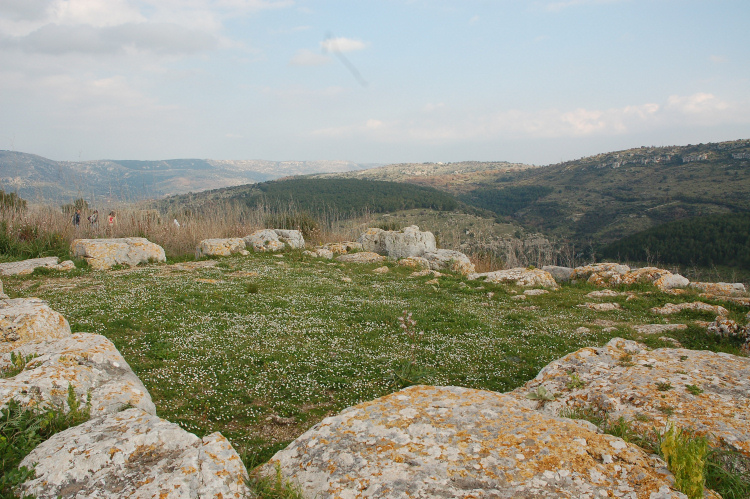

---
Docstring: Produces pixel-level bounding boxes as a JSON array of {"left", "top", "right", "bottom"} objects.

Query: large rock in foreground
[
  {"left": 469, "top": 267, "right": 558, "bottom": 288},
  {"left": 261, "top": 385, "right": 683, "bottom": 498},
  {"left": 71, "top": 238, "right": 166, "bottom": 270},
  {"left": 0, "top": 257, "right": 75, "bottom": 276},
  {"left": 509, "top": 338, "right": 750, "bottom": 457},
  {"left": 358, "top": 225, "right": 437, "bottom": 259},
  {"left": 20, "top": 408, "right": 248, "bottom": 499},
  {"left": 1, "top": 333, "right": 155, "bottom": 416},
  {"left": 0, "top": 298, "right": 71, "bottom": 354},
  {"left": 244, "top": 229, "right": 305, "bottom": 252}
]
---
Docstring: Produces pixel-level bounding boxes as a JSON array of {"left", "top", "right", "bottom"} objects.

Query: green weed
[
  {"left": 661, "top": 425, "right": 708, "bottom": 499},
  {"left": 0, "top": 352, "right": 38, "bottom": 379},
  {"left": 246, "top": 463, "right": 305, "bottom": 499},
  {"left": 686, "top": 384, "right": 704, "bottom": 396}
]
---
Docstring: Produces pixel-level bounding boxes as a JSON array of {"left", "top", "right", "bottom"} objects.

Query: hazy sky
[{"left": 1, "top": 0, "right": 749, "bottom": 165}]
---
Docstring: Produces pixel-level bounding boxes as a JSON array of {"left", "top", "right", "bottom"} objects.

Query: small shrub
[
  {"left": 246, "top": 463, "right": 305, "bottom": 499},
  {"left": 525, "top": 386, "right": 555, "bottom": 403},
  {"left": 661, "top": 426, "right": 708, "bottom": 499},
  {"left": 246, "top": 283, "right": 260, "bottom": 294},
  {"left": 566, "top": 372, "right": 586, "bottom": 390},
  {"left": 686, "top": 384, "right": 703, "bottom": 396}
]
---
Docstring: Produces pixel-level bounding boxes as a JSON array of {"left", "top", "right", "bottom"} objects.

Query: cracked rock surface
[
  {"left": 70, "top": 238, "right": 166, "bottom": 270},
  {"left": 20, "top": 408, "right": 249, "bottom": 499},
  {"left": 261, "top": 385, "right": 686, "bottom": 498},
  {"left": 0, "top": 298, "right": 71, "bottom": 354}
]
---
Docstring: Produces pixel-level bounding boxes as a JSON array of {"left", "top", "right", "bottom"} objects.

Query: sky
[{"left": 1, "top": 0, "right": 749, "bottom": 166}]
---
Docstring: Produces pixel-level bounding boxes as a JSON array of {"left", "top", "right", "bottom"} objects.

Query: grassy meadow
[{"left": 4, "top": 248, "right": 748, "bottom": 468}]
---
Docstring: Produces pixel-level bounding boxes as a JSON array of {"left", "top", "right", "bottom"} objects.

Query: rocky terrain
[{"left": 1, "top": 229, "right": 748, "bottom": 498}]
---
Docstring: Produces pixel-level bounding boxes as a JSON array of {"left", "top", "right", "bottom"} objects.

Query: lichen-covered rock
[
  {"left": 71, "top": 238, "right": 166, "bottom": 270},
  {"left": 0, "top": 333, "right": 155, "bottom": 416},
  {"left": 690, "top": 282, "right": 747, "bottom": 296},
  {"left": 579, "top": 302, "right": 622, "bottom": 311},
  {"left": 20, "top": 408, "right": 248, "bottom": 499},
  {"left": 195, "top": 238, "right": 247, "bottom": 259},
  {"left": 705, "top": 317, "right": 750, "bottom": 353},
  {"left": 304, "top": 248, "right": 334, "bottom": 259},
  {"left": 0, "top": 257, "right": 76, "bottom": 276},
  {"left": 335, "top": 252, "right": 386, "bottom": 264},
  {"left": 372, "top": 266, "right": 389, "bottom": 274},
  {"left": 0, "top": 280, "right": 6, "bottom": 299},
  {"left": 542, "top": 265, "right": 573, "bottom": 282},
  {"left": 0, "top": 298, "right": 71, "bottom": 354},
  {"left": 620, "top": 267, "right": 689, "bottom": 291},
  {"left": 469, "top": 268, "right": 558, "bottom": 288},
  {"left": 509, "top": 338, "right": 750, "bottom": 457},
  {"left": 244, "top": 229, "right": 285, "bottom": 252},
  {"left": 358, "top": 225, "right": 437, "bottom": 259},
  {"left": 632, "top": 324, "right": 688, "bottom": 335},
  {"left": 422, "top": 249, "right": 475, "bottom": 275},
  {"left": 397, "top": 256, "right": 430, "bottom": 269},
  {"left": 305, "top": 241, "right": 362, "bottom": 259},
  {"left": 260, "top": 385, "right": 685, "bottom": 498},
  {"left": 587, "top": 290, "right": 624, "bottom": 298},
  {"left": 651, "top": 302, "right": 729, "bottom": 317},
  {"left": 570, "top": 263, "right": 631, "bottom": 283}
]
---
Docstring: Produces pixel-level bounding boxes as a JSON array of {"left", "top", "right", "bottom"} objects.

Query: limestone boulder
[
  {"left": 621, "top": 267, "right": 689, "bottom": 291},
  {"left": 20, "top": 408, "right": 248, "bottom": 499},
  {"left": 0, "top": 280, "right": 6, "bottom": 299},
  {"left": 303, "top": 248, "right": 334, "bottom": 259},
  {"left": 651, "top": 302, "right": 729, "bottom": 317},
  {"left": 509, "top": 338, "right": 750, "bottom": 457},
  {"left": 70, "top": 238, "right": 166, "bottom": 270},
  {"left": 273, "top": 229, "right": 305, "bottom": 249},
  {"left": 260, "top": 385, "right": 684, "bottom": 498},
  {"left": 570, "top": 263, "right": 631, "bottom": 285},
  {"left": 1, "top": 333, "right": 155, "bottom": 416},
  {"left": 632, "top": 324, "right": 688, "bottom": 335},
  {"left": 422, "top": 249, "right": 475, "bottom": 275},
  {"left": 690, "top": 282, "right": 747, "bottom": 296},
  {"left": 305, "top": 241, "right": 362, "bottom": 259},
  {"left": 0, "top": 257, "right": 76, "bottom": 276},
  {"left": 542, "top": 265, "right": 574, "bottom": 282},
  {"left": 335, "top": 252, "right": 386, "bottom": 264},
  {"left": 0, "top": 298, "right": 71, "bottom": 354},
  {"left": 358, "top": 225, "right": 437, "bottom": 259},
  {"left": 244, "top": 229, "right": 285, "bottom": 252},
  {"left": 469, "top": 267, "right": 558, "bottom": 288},
  {"left": 195, "top": 238, "right": 247, "bottom": 259},
  {"left": 397, "top": 256, "right": 430, "bottom": 269}
]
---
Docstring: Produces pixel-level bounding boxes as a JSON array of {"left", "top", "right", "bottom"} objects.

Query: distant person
[
  {"left": 88, "top": 210, "right": 99, "bottom": 229},
  {"left": 107, "top": 211, "right": 116, "bottom": 235},
  {"left": 173, "top": 218, "right": 180, "bottom": 229},
  {"left": 73, "top": 209, "right": 81, "bottom": 228}
]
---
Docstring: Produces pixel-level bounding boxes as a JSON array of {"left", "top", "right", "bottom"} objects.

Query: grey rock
[
  {"left": 260, "top": 385, "right": 685, "bottom": 498},
  {"left": 70, "top": 238, "right": 166, "bottom": 270},
  {"left": 542, "top": 265, "right": 573, "bottom": 282},
  {"left": 20, "top": 408, "right": 248, "bottom": 499},
  {"left": 0, "top": 257, "right": 75, "bottom": 276},
  {"left": 1, "top": 333, "right": 155, "bottom": 416},
  {"left": 422, "top": 249, "right": 475, "bottom": 275},
  {"left": 195, "top": 238, "right": 247, "bottom": 259},
  {"left": 358, "top": 225, "right": 436, "bottom": 259},
  {"left": 273, "top": 229, "right": 305, "bottom": 249},
  {"left": 0, "top": 298, "right": 71, "bottom": 354}
]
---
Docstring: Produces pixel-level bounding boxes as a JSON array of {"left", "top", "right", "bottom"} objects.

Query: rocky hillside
[{"left": 0, "top": 150, "right": 377, "bottom": 204}]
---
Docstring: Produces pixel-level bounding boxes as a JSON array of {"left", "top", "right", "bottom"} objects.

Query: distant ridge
[{"left": 0, "top": 151, "right": 379, "bottom": 204}]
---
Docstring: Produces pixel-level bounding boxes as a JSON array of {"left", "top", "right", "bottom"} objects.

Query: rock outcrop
[
  {"left": 244, "top": 229, "right": 305, "bottom": 252},
  {"left": 570, "top": 264, "right": 689, "bottom": 291},
  {"left": 195, "top": 238, "right": 248, "bottom": 259},
  {"left": 509, "top": 338, "right": 750, "bottom": 457},
  {"left": 335, "top": 252, "right": 386, "bottom": 264},
  {"left": 542, "top": 265, "right": 573, "bottom": 282},
  {"left": 304, "top": 241, "right": 363, "bottom": 259},
  {"left": 0, "top": 257, "right": 76, "bottom": 276},
  {"left": 1, "top": 333, "right": 156, "bottom": 416},
  {"left": 469, "top": 268, "right": 558, "bottom": 288},
  {"left": 20, "top": 408, "right": 248, "bottom": 499},
  {"left": 690, "top": 282, "right": 747, "bottom": 296},
  {"left": 260, "top": 385, "right": 685, "bottom": 498},
  {"left": 358, "top": 226, "right": 437, "bottom": 259},
  {"left": 651, "top": 302, "right": 729, "bottom": 317},
  {"left": 70, "top": 238, "right": 166, "bottom": 270},
  {"left": 0, "top": 298, "right": 71, "bottom": 354},
  {"left": 422, "top": 249, "right": 475, "bottom": 275}
]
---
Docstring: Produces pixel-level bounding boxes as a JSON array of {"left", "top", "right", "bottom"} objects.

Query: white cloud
[
  {"left": 51, "top": 0, "right": 145, "bottom": 27},
  {"left": 542, "top": 0, "right": 623, "bottom": 12},
  {"left": 469, "top": 15, "right": 480, "bottom": 24},
  {"left": 289, "top": 48, "right": 330, "bottom": 66},
  {"left": 666, "top": 93, "right": 729, "bottom": 115},
  {"left": 709, "top": 55, "right": 728, "bottom": 64},
  {"left": 320, "top": 37, "right": 367, "bottom": 53}
]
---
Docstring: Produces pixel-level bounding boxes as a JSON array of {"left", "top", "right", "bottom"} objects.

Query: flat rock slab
[
  {"left": 469, "top": 268, "right": 558, "bottom": 288},
  {"left": 335, "top": 252, "right": 386, "bottom": 264},
  {"left": 0, "top": 298, "right": 71, "bottom": 354},
  {"left": 261, "top": 385, "right": 684, "bottom": 499},
  {"left": 651, "top": 302, "right": 729, "bottom": 317},
  {"left": 509, "top": 338, "right": 750, "bottom": 457},
  {"left": 0, "top": 257, "right": 75, "bottom": 276},
  {"left": 690, "top": 282, "right": 747, "bottom": 296},
  {"left": 195, "top": 238, "right": 247, "bottom": 259},
  {"left": 20, "top": 408, "right": 248, "bottom": 499},
  {"left": 571, "top": 264, "right": 688, "bottom": 291},
  {"left": 1, "top": 333, "right": 155, "bottom": 416},
  {"left": 71, "top": 238, "right": 166, "bottom": 270},
  {"left": 632, "top": 324, "right": 688, "bottom": 335}
]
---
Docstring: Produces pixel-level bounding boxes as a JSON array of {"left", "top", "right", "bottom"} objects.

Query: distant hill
[
  {"left": 601, "top": 213, "right": 750, "bottom": 269},
  {"left": 154, "top": 178, "right": 462, "bottom": 219},
  {"left": 318, "top": 139, "right": 750, "bottom": 247},
  {"left": 0, "top": 151, "right": 379, "bottom": 204}
]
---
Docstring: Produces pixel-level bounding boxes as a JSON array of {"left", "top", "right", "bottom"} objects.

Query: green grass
[{"left": 3, "top": 251, "right": 748, "bottom": 474}]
